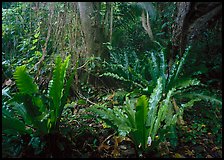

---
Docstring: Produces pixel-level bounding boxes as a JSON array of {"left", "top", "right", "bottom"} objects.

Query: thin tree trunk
[
  {"left": 78, "top": 2, "right": 107, "bottom": 59},
  {"left": 109, "top": 2, "right": 113, "bottom": 43}
]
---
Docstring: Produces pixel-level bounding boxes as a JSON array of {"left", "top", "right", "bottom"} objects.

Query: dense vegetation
[{"left": 2, "top": 2, "right": 222, "bottom": 158}]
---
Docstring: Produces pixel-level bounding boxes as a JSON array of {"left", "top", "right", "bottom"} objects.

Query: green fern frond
[
  {"left": 158, "top": 49, "right": 167, "bottom": 90},
  {"left": 48, "top": 55, "right": 71, "bottom": 123},
  {"left": 13, "top": 65, "right": 38, "bottom": 95},
  {"left": 88, "top": 104, "right": 132, "bottom": 136},
  {"left": 166, "top": 47, "right": 191, "bottom": 89},
  {"left": 148, "top": 51, "right": 159, "bottom": 83},
  {"left": 128, "top": 66, "right": 149, "bottom": 87},
  {"left": 123, "top": 96, "right": 136, "bottom": 129},
  {"left": 173, "top": 46, "right": 191, "bottom": 81},
  {"left": 100, "top": 72, "right": 129, "bottom": 82},
  {"left": 158, "top": 88, "right": 176, "bottom": 123},
  {"left": 61, "top": 67, "right": 76, "bottom": 113},
  {"left": 2, "top": 104, "right": 31, "bottom": 134},
  {"left": 134, "top": 95, "right": 150, "bottom": 150},
  {"left": 169, "top": 78, "right": 201, "bottom": 93},
  {"left": 183, "top": 92, "right": 222, "bottom": 106},
  {"left": 146, "top": 77, "right": 163, "bottom": 129},
  {"left": 181, "top": 98, "right": 202, "bottom": 109}
]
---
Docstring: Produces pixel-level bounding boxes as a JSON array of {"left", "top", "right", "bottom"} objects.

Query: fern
[
  {"left": 158, "top": 49, "right": 167, "bottom": 90},
  {"left": 173, "top": 46, "right": 191, "bottom": 81},
  {"left": 183, "top": 92, "right": 222, "bottom": 107},
  {"left": 13, "top": 65, "right": 38, "bottom": 95},
  {"left": 88, "top": 104, "right": 132, "bottom": 136},
  {"left": 167, "top": 46, "right": 191, "bottom": 88},
  {"left": 148, "top": 51, "right": 159, "bottom": 84},
  {"left": 146, "top": 77, "right": 163, "bottom": 130},
  {"left": 133, "top": 95, "right": 149, "bottom": 150},
  {"left": 48, "top": 55, "right": 71, "bottom": 128},
  {"left": 6, "top": 55, "right": 73, "bottom": 136}
]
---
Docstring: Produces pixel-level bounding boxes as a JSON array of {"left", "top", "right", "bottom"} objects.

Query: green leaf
[
  {"left": 173, "top": 46, "right": 191, "bottom": 81},
  {"left": 183, "top": 92, "right": 222, "bottom": 106},
  {"left": 148, "top": 51, "right": 159, "bottom": 84},
  {"left": 14, "top": 65, "right": 38, "bottom": 95},
  {"left": 34, "top": 32, "right": 40, "bottom": 38},
  {"left": 123, "top": 96, "right": 136, "bottom": 129},
  {"left": 133, "top": 95, "right": 149, "bottom": 150},
  {"left": 32, "top": 39, "right": 38, "bottom": 44},
  {"left": 2, "top": 107, "right": 29, "bottom": 134},
  {"left": 146, "top": 77, "right": 163, "bottom": 128},
  {"left": 48, "top": 55, "right": 70, "bottom": 127}
]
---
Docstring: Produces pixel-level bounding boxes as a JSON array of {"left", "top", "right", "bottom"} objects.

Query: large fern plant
[
  {"left": 88, "top": 77, "right": 206, "bottom": 153},
  {"left": 102, "top": 46, "right": 222, "bottom": 106},
  {"left": 89, "top": 46, "right": 222, "bottom": 155},
  {"left": 2, "top": 55, "right": 73, "bottom": 136}
]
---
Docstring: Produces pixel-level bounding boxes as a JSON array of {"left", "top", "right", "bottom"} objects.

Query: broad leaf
[{"left": 14, "top": 65, "right": 38, "bottom": 95}]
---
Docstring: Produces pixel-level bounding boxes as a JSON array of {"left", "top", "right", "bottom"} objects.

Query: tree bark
[
  {"left": 172, "top": 2, "right": 222, "bottom": 56},
  {"left": 78, "top": 2, "right": 108, "bottom": 59}
]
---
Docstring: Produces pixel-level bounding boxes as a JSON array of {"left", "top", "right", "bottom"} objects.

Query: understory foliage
[
  {"left": 2, "top": 2, "right": 222, "bottom": 158},
  {"left": 89, "top": 46, "right": 222, "bottom": 155},
  {"left": 2, "top": 55, "right": 74, "bottom": 157}
]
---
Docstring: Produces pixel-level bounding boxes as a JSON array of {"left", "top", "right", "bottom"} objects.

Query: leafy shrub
[{"left": 2, "top": 55, "right": 74, "bottom": 157}]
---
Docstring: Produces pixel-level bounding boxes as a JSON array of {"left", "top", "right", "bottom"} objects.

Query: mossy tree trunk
[{"left": 78, "top": 2, "right": 108, "bottom": 59}]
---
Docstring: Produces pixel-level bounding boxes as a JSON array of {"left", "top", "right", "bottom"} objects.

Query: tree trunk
[
  {"left": 172, "top": 2, "right": 222, "bottom": 56},
  {"left": 78, "top": 2, "right": 108, "bottom": 59}
]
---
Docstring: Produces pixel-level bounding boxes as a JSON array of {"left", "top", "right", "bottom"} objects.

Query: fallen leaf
[
  {"left": 173, "top": 153, "right": 185, "bottom": 158},
  {"left": 206, "top": 155, "right": 213, "bottom": 158},
  {"left": 112, "top": 148, "right": 120, "bottom": 157},
  {"left": 185, "top": 149, "right": 194, "bottom": 156},
  {"left": 211, "top": 147, "right": 219, "bottom": 151}
]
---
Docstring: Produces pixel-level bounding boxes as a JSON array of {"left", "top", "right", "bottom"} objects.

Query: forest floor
[
  {"left": 57, "top": 102, "right": 222, "bottom": 158},
  {"left": 8, "top": 100, "right": 222, "bottom": 158}
]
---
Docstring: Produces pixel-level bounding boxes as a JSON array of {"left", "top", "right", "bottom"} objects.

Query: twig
[{"left": 77, "top": 92, "right": 97, "bottom": 105}]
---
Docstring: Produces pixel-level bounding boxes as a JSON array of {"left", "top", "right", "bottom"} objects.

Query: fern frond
[
  {"left": 169, "top": 78, "right": 201, "bottom": 93},
  {"left": 148, "top": 51, "right": 159, "bottom": 83},
  {"left": 61, "top": 67, "right": 76, "bottom": 113},
  {"left": 173, "top": 46, "right": 191, "bottom": 81},
  {"left": 2, "top": 104, "right": 31, "bottom": 134},
  {"left": 128, "top": 66, "right": 149, "bottom": 87},
  {"left": 134, "top": 95, "right": 150, "bottom": 150},
  {"left": 48, "top": 55, "right": 71, "bottom": 126},
  {"left": 100, "top": 72, "right": 129, "bottom": 82},
  {"left": 180, "top": 98, "right": 202, "bottom": 109},
  {"left": 158, "top": 88, "right": 176, "bottom": 123},
  {"left": 146, "top": 77, "right": 163, "bottom": 129},
  {"left": 13, "top": 65, "right": 38, "bottom": 95},
  {"left": 158, "top": 49, "right": 167, "bottom": 90},
  {"left": 183, "top": 92, "right": 222, "bottom": 106},
  {"left": 88, "top": 104, "right": 132, "bottom": 136},
  {"left": 123, "top": 96, "right": 136, "bottom": 129}
]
